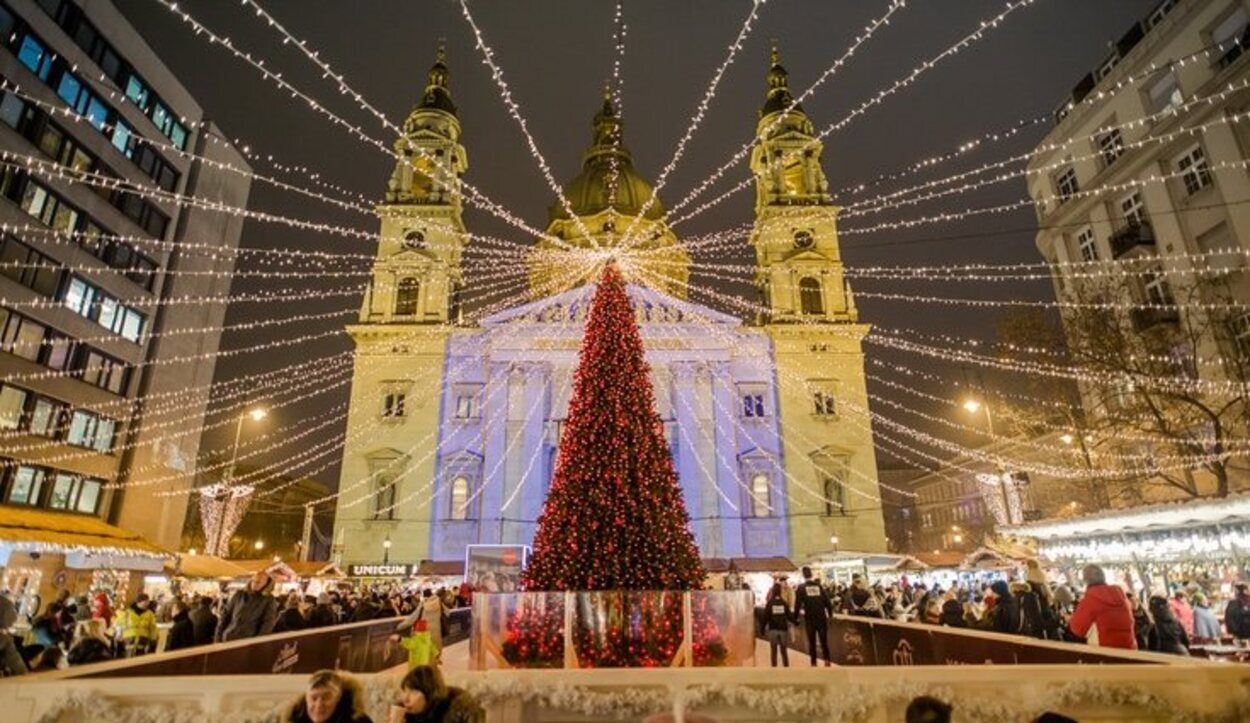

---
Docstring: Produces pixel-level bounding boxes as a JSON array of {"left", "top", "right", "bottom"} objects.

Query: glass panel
[
  {"left": 120, "top": 308, "right": 143, "bottom": 342},
  {"left": 67, "top": 410, "right": 92, "bottom": 445},
  {"left": 13, "top": 318, "right": 45, "bottom": 361},
  {"left": 0, "top": 385, "right": 27, "bottom": 429},
  {"left": 0, "top": 93, "right": 25, "bottom": 129},
  {"left": 93, "top": 418, "right": 114, "bottom": 452},
  {"left": 52, "top": 203, "right": 78, "bottom": 233},
  {"left": 29, "top": 398, "right": 58, "bottom": 436},
  {"left": 97, "top": 295, "right": 119, "bottom": 330},
  {"left": 17, "top": 36, "right": 48, "bottom": 77},
  {"left": 124, "top": 75, "right": 149, "bottom": 109},
  {"left": 56, "top": 73, "right": 81, "bottom": 107},
  {"left": 85, "top": 97, "right": 109, "bottom": 131},
  {"left": 64, "top": 277, "right": 89, "bottom": 314},
  {"left": 111, "top": 120, "right": 132, "bottom": 156},
  {"left": 170, "top": 123, "right": 187, "bottom": 150},
  {"left": 21, "top": 184, "right": 48, "bottom": 220},
  {"left": 76, "top": 479, "right": 99, "bottom": 513},
  {"left": 48, "top": 473, "right": 76, "bottom": 509},
  {"left": 9, "top": 466, "right": 41, "bottom": 504},
  {"left": 45, "top": 334, "right": 73, "bottom": 369}
]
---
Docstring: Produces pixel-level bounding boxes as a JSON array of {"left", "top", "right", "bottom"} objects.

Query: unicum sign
[{"left": 347, "top": 563, "right": 412, "bottom": 577}]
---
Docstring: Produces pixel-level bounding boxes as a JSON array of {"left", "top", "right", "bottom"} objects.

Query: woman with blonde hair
[{"left": 67, "top": 618, "right": 114, "bottom": 664}]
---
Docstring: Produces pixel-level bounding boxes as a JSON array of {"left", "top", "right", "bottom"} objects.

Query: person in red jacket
[{"left": 1068, "top": 564, "right": 1136, "bottom": 650}]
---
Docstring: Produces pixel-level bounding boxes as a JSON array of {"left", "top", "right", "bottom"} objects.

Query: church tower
[
  {"left": 332, "top": 43, "right": 467, "bottom": 568},
  {"left": 528, "top": 89, "right": 689, "bottom": 298},
  {"left": 749, "top": 46, "right": 886, "bottom": 556}
]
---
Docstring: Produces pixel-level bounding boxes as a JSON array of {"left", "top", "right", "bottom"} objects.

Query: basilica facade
[{"left": 331, "top": 46, "right": 886, "bottom": 570}]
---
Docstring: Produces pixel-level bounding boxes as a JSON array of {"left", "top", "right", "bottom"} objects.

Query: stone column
[
  {"left": 671, "top": 362, "right": 704, "bottom": 548},
  {"left": 477, "top": 361, "right": 510, "bottom": 544},
  {"left": 511, "top": 362, "right": 549, "bottom": 546},
  {"left": 710, "top": 361, "right": 744, "bottom": 558}
]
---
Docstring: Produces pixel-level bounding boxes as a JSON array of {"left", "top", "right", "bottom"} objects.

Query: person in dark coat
[
  {"left": 165, "top": 600, "right": 196, "bottom": 652},
  {"left": 189, "top": 596, "right": 218, "bottom": 646},
  {"left": 0, "top": 595, "right": 27, "bottom": 676},
  {"left": 285, "top": 669, "right": 373, "bottom": 723},
  {"left": 762, "top": 582, "right": 792, "bottom": 667},
  {"left": 217, "top": 571, "right": 279, "bottom": 642},
  {"left": 1129, "top": 594, "right": 1152, "bottom": 652},
  {"left": 1014, "top": 582, "right": 1046, "bottom": 639},
  {"left": 389, "top": 665, "right": 483, "bottom": 723},
  {"left": 794, "top": 566, "right": 833, "bottom": 667},
  {"left": 1225, "top": 583, "right": 1250, "bottom": 639},
  {"left": 990, "top": 580, "right": 1021, "bottom": 635},
  {"left": 350, "top": 596, "right": 379, "bottom": 623},
  {"left": 275, "top": 594, "right": 308, "bottom": 634},
  {"left": 308, "top": 594, "right": 337, "bottom": 628},
  {"left": 1147, "top": 596, "right": 1190, "bottom": 656}
]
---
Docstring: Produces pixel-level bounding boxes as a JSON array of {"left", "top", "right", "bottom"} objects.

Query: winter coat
[
  {"left": 189, "top": 605, "right": 218, "bottom": 646},
  {"left": 283, "top": 672, "right": 373, "bottom": 723},
  {"left": 1148, "top": 600, "right": 1190, "bottom": 655},
  {"left": 0, "top": 596, "right": 26, "bottom": 676},
  {"left": 118, "top": 604, "right": 157, "bottom": 645},
  {"left": 1132, "top": 607, "right": 1152, "bottom": 651},
  {"left": 308, "top": 604, "right": 337, "bottom": 628},
  {"left": 1017, "top": 589, "right": 1046, "bottom": 639},
  {"left": 1224, "top": 595, "right": 1250, "bottom": 638},
  {"left": 1069, "top": 584, "right": 1136, "bottom": 650},
  {"left": 349, "top": 600, "right": 378, "bottom": 623},
  {"left": 939, "top": 599, "right": 967, "bottom": 628},
  {"left": 990, "top": 582, "right": 1021, "bottom": 634},
  {"left": 763, "top": 596, "right": 792, "bottom": 632},
  {"left": 165, "top": 610, "right": 196, "bottom": 652},
  {"left": 795, "top": 580, "right": 833, "bottom": 625},
  {"left": 397, "top": 687, "right": 485, "bottom": 723},
  {"left": 217, "top": 584, "right": 279, "bottom": 642},
  {"left": 1169, "top": 597, "right": 1195, "bottom": 637},
  {"left": 274, "top": 607, "right": 307, "bottom": 634},
  {"left": 1193, "top": 605, "right": 1221, "bottom": 641},
  {"left": 66, "top": 636, "right": 113, "bottom": 665}
]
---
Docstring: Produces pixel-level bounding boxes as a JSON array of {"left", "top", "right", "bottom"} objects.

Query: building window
[
  {"left": 8, "top": 466, "right": 45, "bottom": 505},
  {"left": 813, "top": 390, "right": 837, "bottom": 417},
  {"left": 1148, "top": 72, "right": 1183, "bottom": 114},
  {"left": 1143, "top": 267, "right": 1174, "bottom": 306},
  {"left": 76, "top": 478, "right": 100, "bottom": 513},
  {"left": 1120, "top": 191, "right": 1146, "bottom": 227},
  {"left": 823, "top": 473, "right": 846, "bottom": 516},
  {"left": 1233, "top": 313, "right": 1250, "bottom": 359},
  {"left": 1213, "top": 7, "right": 1249, "bottom": 66},
  {"left": 63, "top": 277, "right": 146, "bottom": 342},
  {"left": 395, "top": 277, "right": 420, "bottom": 316},
  {"left": 67, "top": 409, "right": 114, "bottom": 453},
  {"left": 741, "top": 392, "right": 765, "bottom": 418},
  {"left": 0, "top": 310, "right": 46, "bottom": 362},
  {"left": 1097, "top": 128, "right": 1123, "bottom": 166},
  {"left": 750, "top": 474, "right": 771, "bottom": 517},
  {"left": 372, "top": 474, "right": 396, "bottom": 521},
  {"left": 798, "top": 277, "right": 824, "bottom": 315},
  {"left": 1055, "top": 166, "right": 1078, "bottom": 201},
  {"left": 382, "top": 391, "right": 406, "bottom": 418},
  {"left": 28, "top": 396, "right": 64, "bottom": 437},
  {"left": 1076, "top": 226, "right": 1098, "bottom": 262},
  {"left": 454, "top": 391, "right": 479, "bottom": 419},
  {"left": 449, "top": 476, "right": 470, "bottom": 520},
  {"left": 1176, "top": 145, "right": 1213, "bottom": 195},
  {"left": 0, "top": 235, "right": 61, "bottom": 297},
  {"left": 0, "top": 385, "right": 26, "bottom": 430}
]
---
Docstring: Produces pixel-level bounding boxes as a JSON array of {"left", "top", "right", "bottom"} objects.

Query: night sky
[{"left": 113, "top": 0, "right": 1162, "bottom": 492}]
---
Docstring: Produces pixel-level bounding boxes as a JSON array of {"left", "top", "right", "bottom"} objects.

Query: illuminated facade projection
[{"left": 332, "top": 46, "right": 886, "bottom": 568}]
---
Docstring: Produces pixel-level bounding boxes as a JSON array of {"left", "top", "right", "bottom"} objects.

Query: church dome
[{"left": 550, "top": 94, "right": 665, "bottom": 222}]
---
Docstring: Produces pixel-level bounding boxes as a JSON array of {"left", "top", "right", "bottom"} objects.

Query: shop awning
[
  {"left": 913, "top": 551, "right": 966, "bottom": 569},
  {"left": 0, "top": 506, "right": 171, "bottom": 562},
  {"left": 702, "top": 557, "right": 798, "bottom": 573},
  {"left": 285, "top": 560, "right": 344, "bottom": 578},
  {"left": 169, "top": 555, "right": 249, "bottom": 579},
  {"left": 228, "top": 558, "right": 298, "bottom": 579}
]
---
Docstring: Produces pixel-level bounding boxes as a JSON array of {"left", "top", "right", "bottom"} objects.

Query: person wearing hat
[{"left": 1225, "top": 583, "right": 1250, "bottom": 639}]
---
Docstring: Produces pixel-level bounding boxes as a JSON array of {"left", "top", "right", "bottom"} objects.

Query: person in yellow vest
[{"left": 117, "top": 593, "right": 157, "bottom": 656}]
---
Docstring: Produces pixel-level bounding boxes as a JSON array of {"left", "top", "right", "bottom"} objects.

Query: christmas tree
[
  {"left": 522, "top": 263, "right": 705, "bottom": 591},
  {"left": 502, "top": 264, "right": 724, "bottom": 668}
]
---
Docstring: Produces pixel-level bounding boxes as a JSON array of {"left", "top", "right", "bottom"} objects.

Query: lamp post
[
  {"left": 207, "top": 406, "right": 267, "bottom": 556},
  {"left": 962, "top": 396, "right": 1016, "bottom": 526},
  {"left": 383, "top": 535, "right": 392, "bottom": 565}
]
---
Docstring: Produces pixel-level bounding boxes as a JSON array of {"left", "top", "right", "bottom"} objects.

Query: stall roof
[
  {"left": 0, "top": 506, "right": 171, "bottom": 560},
  {"left": 1002, "top": 493, "right": 1250, "bottom": 540},
  {"left": 228, "top": 558, "right": 298, "bottom": 579},
  {"left": 702, "top": 557, "right": 798, "bottom": 573},
  {"left": 417, "top": 560, "right": 465, "bottom": 576},
  {"left": 913, "top": 551, "right": 966, "bottom": 569},
  {"left": 285, "top": 560, "right": 344, "bottom": 578},
  {"left": 170, "top": 555, "right": 248, "bottom": 579}
]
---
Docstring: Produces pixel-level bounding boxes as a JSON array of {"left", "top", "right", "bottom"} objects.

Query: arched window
[
  {"left": 799, "top": 277, "right": 824, "bottom": 315},
  {"left": 449, "top": 476, "right": 470, "bottom": 520},
  {"left": 395, "top": 277, "right": 420, "bottom": 316},
  {"left": 823, "top": 474, "right": 846, "bottom": 516},
  {"left": 750, "top": 474, "right": 771, "bottom": 517}
]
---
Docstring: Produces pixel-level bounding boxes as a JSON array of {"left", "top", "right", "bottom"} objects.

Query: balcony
[
  {"left": 1132, "top": 306, "right": 1180, "bottom": 331},
  {"left": 1110, "top": 221, "right": 1156, "bottom": 259}
]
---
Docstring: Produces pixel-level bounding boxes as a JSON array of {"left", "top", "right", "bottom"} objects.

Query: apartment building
[
  {"left": 1028, "top": 0, "right": 1250, "bottom": 504},
  {"left": 0, "top": 0, "right": 250, "bottom": 603}
]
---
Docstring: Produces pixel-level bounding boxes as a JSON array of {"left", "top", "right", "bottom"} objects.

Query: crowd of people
[
  {"left": 284, "top": 665, "right": 483, "bottom": 723},
  {"left": 754, "top": 562, "right": 1250, "bottom": 666},
  {"left": 0, "top": 570, "right": 471, "bottom": 676}
]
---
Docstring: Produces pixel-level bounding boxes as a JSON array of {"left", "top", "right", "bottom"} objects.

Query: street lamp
[
  {"left": 254, "top": 539, "right": 264, "bottom": 552},
  {"left": 962, "top": 394, "right": 1018, "bottom": 525},
  {"left": 207, "top": 405, "right": 269, "bottom": 556},
  {"left": 383, "top": 535, "right": 392, "bottom": 564},
  {"left": 962, "top": 398, "right": 982, "bottom": 414}
]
